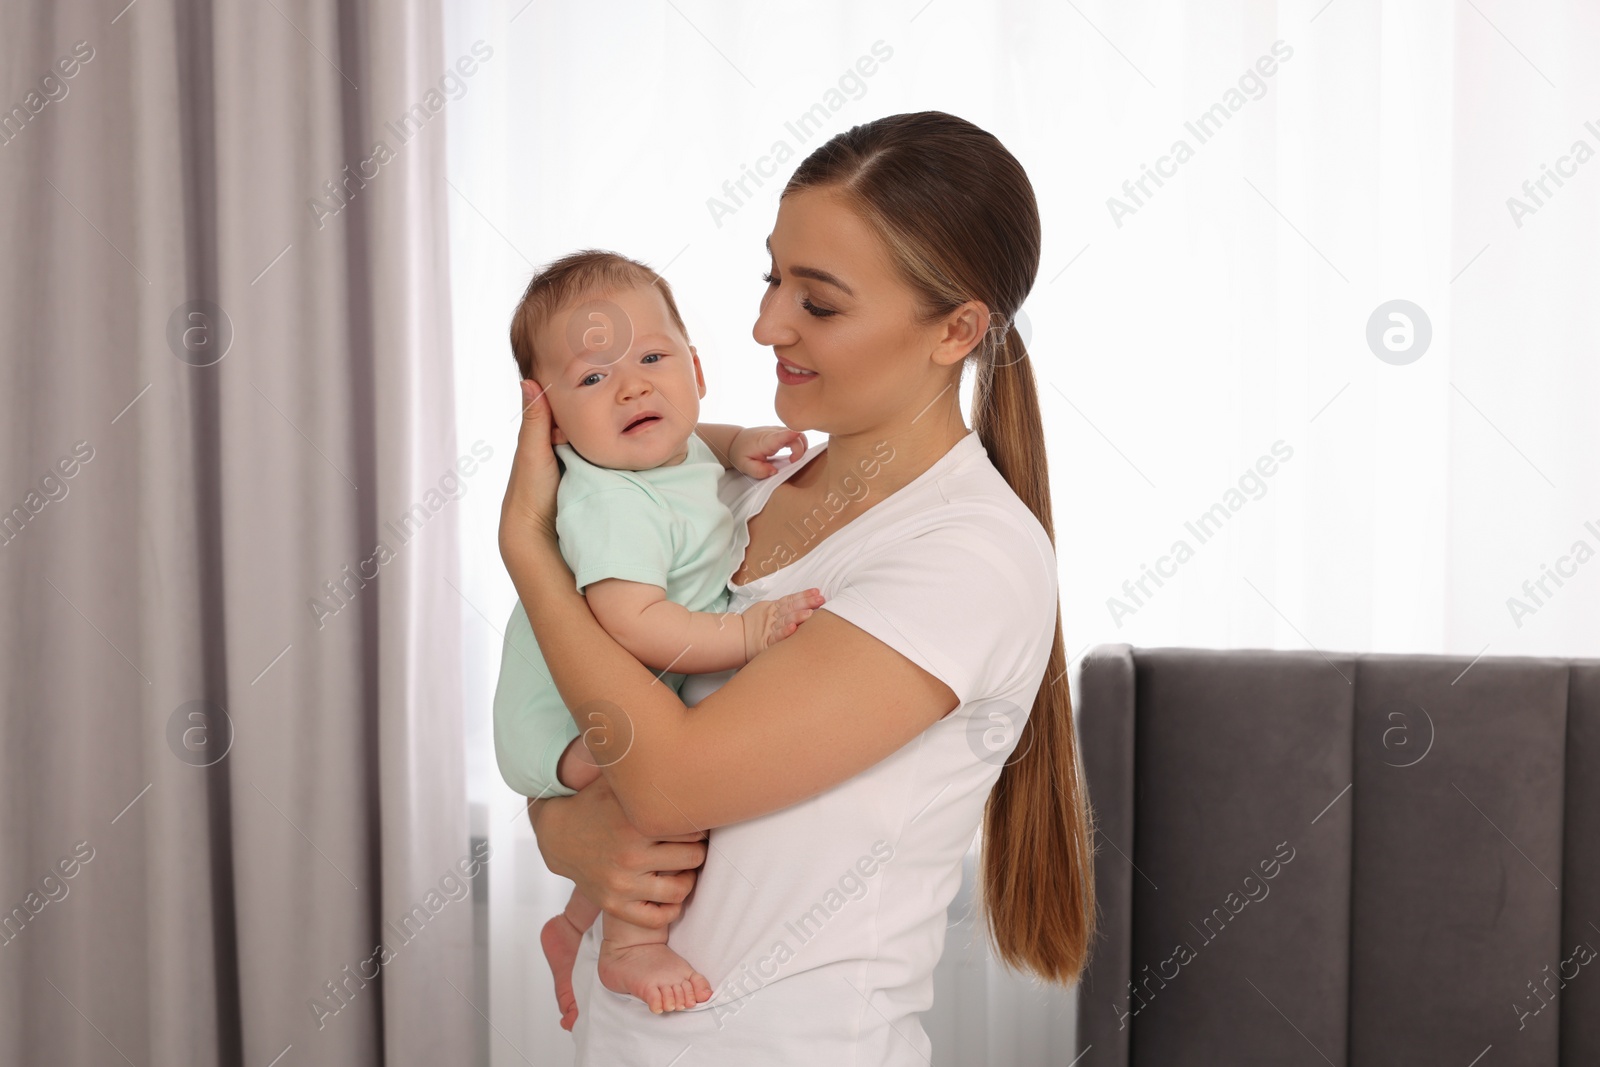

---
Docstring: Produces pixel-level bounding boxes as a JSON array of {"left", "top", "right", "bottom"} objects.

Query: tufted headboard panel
[{"left": 1073, "top": 644, "right": 1600, "bottom": 1065}]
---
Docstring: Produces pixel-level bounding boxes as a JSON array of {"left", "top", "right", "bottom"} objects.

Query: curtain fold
[{"left": 0, "top": 2, "right": 474, "bottom": 1064}]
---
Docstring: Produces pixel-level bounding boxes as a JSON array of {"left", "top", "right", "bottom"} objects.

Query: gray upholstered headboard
[{"left": 1073, "top": 643, "right": 1600, "bottom": 1065}]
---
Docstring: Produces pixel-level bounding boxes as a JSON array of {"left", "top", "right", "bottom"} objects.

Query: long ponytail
[
  {"left": 785, "top": 112, "right": 1096, "bottom": 983},
  {"left": 972, "top": 323, "right": 1097, "bottom": 983}
]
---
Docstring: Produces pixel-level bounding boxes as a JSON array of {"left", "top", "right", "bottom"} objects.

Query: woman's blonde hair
[{"left": 783, "top": 111, "right": 1096, "bottom": 984}]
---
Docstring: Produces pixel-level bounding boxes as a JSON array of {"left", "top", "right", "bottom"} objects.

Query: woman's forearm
[
  {"left": 526, "top": 779, "right": 708, "bottom": 931},
  {"left": 505, "top": 535, "right": 694, "bottom": 832}
]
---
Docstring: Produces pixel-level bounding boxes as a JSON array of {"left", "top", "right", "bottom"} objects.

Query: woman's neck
[{"left": 796, "top": 404, "right": 971, "bottom": 496}]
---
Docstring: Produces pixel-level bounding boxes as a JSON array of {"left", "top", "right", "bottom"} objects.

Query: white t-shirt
[{"left": 568, "top": 429, "right": 1059, "bottom": 1065}]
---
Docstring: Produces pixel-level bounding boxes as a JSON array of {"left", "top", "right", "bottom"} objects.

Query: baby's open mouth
[{"left": 623, "top": 415, "right": 661, "bottom": 433}]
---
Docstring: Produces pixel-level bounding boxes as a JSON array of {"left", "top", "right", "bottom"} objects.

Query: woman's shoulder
[
  {"left": 842, "top": 440, "right": 1058, "bottom": 601},
  {"left": 898, "top": 435, "right": 1055, "bottom": 563},
  {"left": 815, "top": 441, "right": 1058, "bottom": 708}
]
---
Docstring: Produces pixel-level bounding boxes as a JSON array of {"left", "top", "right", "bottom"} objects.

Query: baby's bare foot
[
  {"left": 541, "top": 914, "right": 584, "bottom": 1031},
  {"left": 597, "top": 939, "right": 714, "bottom": 1015}
]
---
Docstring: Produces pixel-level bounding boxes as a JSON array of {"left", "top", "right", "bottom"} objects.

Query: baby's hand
[
  {"left": 742, "top": 588, "right": 825, "bottom": 662},
  {"left": 730, "top": 426, "right": 808, "bottom": 479}
]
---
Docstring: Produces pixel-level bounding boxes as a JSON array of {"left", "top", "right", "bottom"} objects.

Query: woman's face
[{"left": 754, "top": 186, "right": 967, "bottom": 436}]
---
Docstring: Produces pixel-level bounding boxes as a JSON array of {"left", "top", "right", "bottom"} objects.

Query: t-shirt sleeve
[
  {"left": 818, "top": 516, "right": 1058, "bottom": 707},
  {"left": 556, "top": 486, "right": 675, "bottom": 594}
]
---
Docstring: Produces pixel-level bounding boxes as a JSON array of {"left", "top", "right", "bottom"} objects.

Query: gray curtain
[{"left": 0, "top": 1, "right": 474, "bottom": 1064}]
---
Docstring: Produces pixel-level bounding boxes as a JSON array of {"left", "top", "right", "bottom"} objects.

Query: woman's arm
[
  {"left": 526, "top": 785, "right": 708, "bottom": 929},
  {"left": 526, "top": 553, "right": 957, "bottom": 834},
  {"left": 502, "top": 381, "right": 959, "bottom": 836},
  {"left": 507, "top": 506, "right": 956, "bottom": 836}
]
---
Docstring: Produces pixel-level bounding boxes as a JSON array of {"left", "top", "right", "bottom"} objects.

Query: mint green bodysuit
[{"left": 493, "top": 432, "right": 737, "bottom": 799}]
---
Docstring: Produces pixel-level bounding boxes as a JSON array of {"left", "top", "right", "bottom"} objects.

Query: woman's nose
[{"left": 752, "top": 292, "right": 795, "bottom": 348}]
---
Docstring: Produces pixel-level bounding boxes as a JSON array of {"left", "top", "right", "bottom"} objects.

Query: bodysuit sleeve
[
  {"left": 556, "top": 486, "right": 676, "bottom": 594},
  {"left": 492, "top": 599, "right": 579, "bottom": 799}
]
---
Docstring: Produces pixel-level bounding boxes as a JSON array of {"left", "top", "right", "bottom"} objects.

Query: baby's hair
[{"left": 508, "top": 249, "right": 691, "bottom": 381}]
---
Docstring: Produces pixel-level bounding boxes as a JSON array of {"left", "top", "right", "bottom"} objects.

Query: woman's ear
[{"left": 932, "top": 300, "right": 990, "bottom": 367}]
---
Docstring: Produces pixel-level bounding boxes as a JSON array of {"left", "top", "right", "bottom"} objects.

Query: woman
[{"left": 499, "top": 110, "right": 1095, "bottom": 1064}]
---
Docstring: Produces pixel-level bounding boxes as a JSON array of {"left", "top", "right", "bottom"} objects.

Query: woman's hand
[
  {"left": 729, "top": 426, "right": 808, "bottom": 478},
  {"left": 532, "top": 776, "right": 708, "bottom": 929},
  {"left": 499, "top": 379, "right": 562, "bottom": 567}
]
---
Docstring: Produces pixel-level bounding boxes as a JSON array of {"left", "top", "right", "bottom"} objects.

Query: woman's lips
[{"left": 776, "top": 360, "right": 818, "bottom": 385}]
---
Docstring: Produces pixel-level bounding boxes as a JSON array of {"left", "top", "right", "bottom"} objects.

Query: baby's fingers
[
  {"left": 773, "top": 588, "right": 825, "bottom": 616},
  {"left": 769, "top": 588, "right": 825, "bottom": 640},
  {"left": 769, "top": 429, "right": 808, "bottom": 463},
  {"left": 776, "top": 609, "right": 815, "bottom": 640}
]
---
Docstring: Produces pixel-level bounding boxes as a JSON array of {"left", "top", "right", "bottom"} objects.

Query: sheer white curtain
[{"left": 442, "top": 2, "right": 1598, "bottom": 1063}]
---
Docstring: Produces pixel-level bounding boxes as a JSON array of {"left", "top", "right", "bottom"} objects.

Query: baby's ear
[
  {"left": 690, "top": 345, "right": 707, "bottom": 398},
  {"left": 542, "top": 387, "right": 569, "bottom": 444}
]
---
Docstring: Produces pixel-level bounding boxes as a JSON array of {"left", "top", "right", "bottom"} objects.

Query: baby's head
[{"left": 509, "top": 250, "right": 706, "bottom": 470}]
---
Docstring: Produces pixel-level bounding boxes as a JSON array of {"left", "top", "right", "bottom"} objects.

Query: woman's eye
[{"left": 764, "top": 269, "right": 833, "bottom": 316}]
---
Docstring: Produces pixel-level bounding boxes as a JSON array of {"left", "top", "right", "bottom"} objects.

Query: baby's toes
[{"left": 691, "top": 972, "right": 713, "bottom": 1003}]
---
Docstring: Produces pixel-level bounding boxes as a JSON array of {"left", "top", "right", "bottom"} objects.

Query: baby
[{"left": 493, "top": 249, "right": 824, "bottom": 1028}]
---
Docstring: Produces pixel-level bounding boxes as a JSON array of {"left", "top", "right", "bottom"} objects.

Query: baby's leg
[
  {"left": 542, "top": 888, "right": 600, "bottom": 1032},
  {"left": 597, "top": 912, "right": 714, "bottom": 1014},
  {"left": 555, "top": 735, "right": 601, "bottom": 792}
]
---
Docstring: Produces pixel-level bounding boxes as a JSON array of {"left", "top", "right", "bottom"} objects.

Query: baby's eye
[
  {"left": 579, "top": 372, "right": 602, "bottom": 387},
  {"left": 641, "top": 352, "right": 663, "bottom": 364}
]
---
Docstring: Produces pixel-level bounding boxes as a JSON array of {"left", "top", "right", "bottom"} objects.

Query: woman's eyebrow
[{"left": 766, "top": 235, "right": 856, "bottom": 297}]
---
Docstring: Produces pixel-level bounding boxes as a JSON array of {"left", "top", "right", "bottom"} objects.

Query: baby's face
[{"left": 533, "top": 283, "right": 706, "bottom": 470}]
